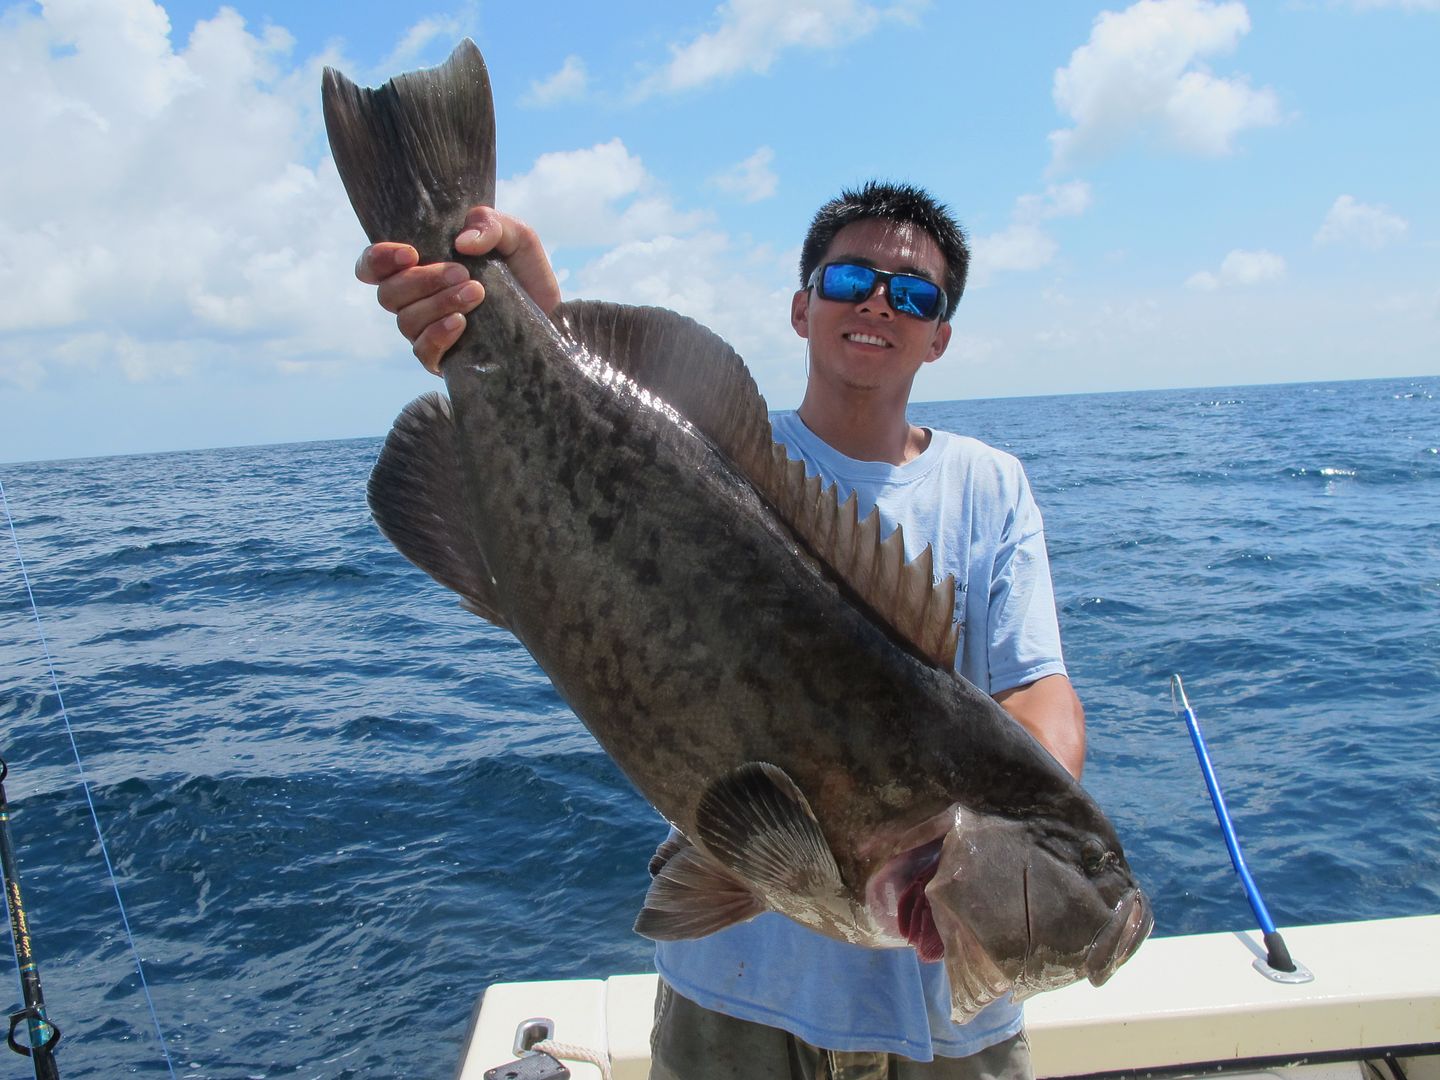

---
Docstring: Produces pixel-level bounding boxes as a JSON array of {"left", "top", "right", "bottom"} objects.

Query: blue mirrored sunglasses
[{"left": 808, "top": 261, "right": 947, "bottom": 320}]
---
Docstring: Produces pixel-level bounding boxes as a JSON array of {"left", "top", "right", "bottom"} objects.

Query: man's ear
[
  {"left": 790, "top": 289, "right": 811, "bottom": 339},
  {"left": 925, "top": 320, "right": 952, "bottom": 364}
]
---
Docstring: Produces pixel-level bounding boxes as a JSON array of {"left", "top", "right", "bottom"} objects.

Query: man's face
[{"left": 791, "top": 219, "right": 952, "bottom": 398}]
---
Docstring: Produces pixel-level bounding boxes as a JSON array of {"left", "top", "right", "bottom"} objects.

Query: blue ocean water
[{"left": 0, "top": 375, "right": 1436, "bottom": 1078}]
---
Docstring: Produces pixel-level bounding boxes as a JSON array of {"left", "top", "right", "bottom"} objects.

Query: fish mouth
[{"left": 1084, "top": 888, "right": 1152, "bottom": 986}]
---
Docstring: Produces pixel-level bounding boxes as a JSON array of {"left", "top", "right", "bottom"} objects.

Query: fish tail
[{"left": 321, "top": 39, "right": 496, "bottom": 252}]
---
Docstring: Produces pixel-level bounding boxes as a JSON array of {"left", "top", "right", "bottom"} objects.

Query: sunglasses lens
[
  {"left": 820, "top": 263, "right": 879, "bottom": 302},
  {"left": 817, "top": 262, "right": 944, "bottom": 319},
  {"left": 889, "top": 275, "right": 941, "bottom": 319}
]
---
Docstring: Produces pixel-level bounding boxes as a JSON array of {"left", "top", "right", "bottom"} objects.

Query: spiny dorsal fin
[
  {"left": 367, "top": 393, "right": 509, "bottom": 627},
  {"left": 553, "top": 299, "right": 960, "bottom": 669}
]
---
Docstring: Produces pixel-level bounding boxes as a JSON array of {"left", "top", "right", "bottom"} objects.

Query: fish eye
[{"left": 1081, "top": 841, "right": 1110, "bottom": 874}]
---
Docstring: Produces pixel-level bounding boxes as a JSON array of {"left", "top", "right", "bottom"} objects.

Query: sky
[{"left": 1, "top": 0, "right": 1437, "bottom": 463}]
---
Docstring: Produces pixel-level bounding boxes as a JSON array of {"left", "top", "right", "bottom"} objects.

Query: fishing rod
[
  {"left": 1170, "top": 674, "right": 1311, "bottom": 984},
  {"left": 0, "top": 758, "right": 61, "bottom": 1079},
  {"left": 1, "top": 476, "right": 176, "bottom": 1077}
]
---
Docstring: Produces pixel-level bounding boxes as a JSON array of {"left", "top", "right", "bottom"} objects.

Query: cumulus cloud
[
  {"left": 711, "top": 147, "right": 778, "bottom": 203},
  {"left": 571, "top": 233, "right": 800, "bottom": 392},
  {"left": 634, "top": 0, "right": 911, "bottom": 97},
  {"left": 968, "top": 182, "right": 1093, "bottom": 286},
  {"left": 497, "top": 143, "right": 799, "bottom": 391},
  {"left": 1314, "top": 195, "right": 1408, "bottom": 248},
  {"left": 1185, "top": 248, "right": 1286, "bottom": 289},
  {"left": 497, "top": 139, "right": 709, "bottom": 247},
  {"left": 0, "top": 0, "right": 398, "bottom": 390},
  {"left": 0, "top": 0, "right": 810, "bottom": 434},
  {"left": 522, "top": 55, "right": 588, "bottom": 107},
  {"left": 378, "top": 11, "right": 472, "bottom": 73},
  {"left": 1049, "top": 0, "right": 1281, "bottom": 169}
]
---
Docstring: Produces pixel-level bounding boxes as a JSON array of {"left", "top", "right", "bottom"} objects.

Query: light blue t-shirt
[{"left": 653, "top": 411, "right": 1068, "bottom": 1061}]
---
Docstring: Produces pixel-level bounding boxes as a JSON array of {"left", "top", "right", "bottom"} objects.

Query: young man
[{"left": 357, "top": 182, "right": 1085, "bottom": 1080}]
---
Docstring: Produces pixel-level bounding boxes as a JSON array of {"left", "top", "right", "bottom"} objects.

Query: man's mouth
[{"left": 845, "top": 332, "right": 890, "bottom": 348}]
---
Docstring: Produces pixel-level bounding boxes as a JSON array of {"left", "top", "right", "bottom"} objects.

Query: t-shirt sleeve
[{"left": 985, "top": 465, "right": 1067, "bottom": 693}]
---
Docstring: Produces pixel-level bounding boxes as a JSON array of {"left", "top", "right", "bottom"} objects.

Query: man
[{"left": 357, "top": 181, "right": 1084, "bottom": 1080}]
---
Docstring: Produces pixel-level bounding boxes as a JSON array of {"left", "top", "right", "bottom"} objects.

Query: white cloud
[
  {"left": 1185, "top": 248, "right": 1286, "bottom": 289},
  {"left": 378, "top": 11, "right": 471, "bottom": 73},
  {"left": 1314, "top": 195, "right": 1409, "bottom": 248},
  {"left": 1049, "top": 0, "right": 1281, "bottom": 169},
  {"left": 1015, "top": 181, "right": 1094, "bottom": 223},
  {"left": 494, "top": 136, "right": 804, "bottom": 395},
  {"left": 497, "top": 139, "right": 709, "bottom": 248},
  {"left": 634, "top": 0, "right": 912, "bottom": 97},
  {"left": 0, "top": 0, "right": 399, "bottom": 391},
  {"left": 0, "top": 0, "right": 810, "bottom": 451},
  {"left": 522, "top": 55, "right": 588, "bottom": 107},
  {"left": 971, "top": 225, "right": 1060, "bottom": 285},
  {"left": 570, "top": 233, "right": 800, "bottom": 400},
  {"left": 711, "top": 147, "right": 778, "bottom": 203},
  {"left": 968, "top": 182, "right": 1093, "bottom": 286}
]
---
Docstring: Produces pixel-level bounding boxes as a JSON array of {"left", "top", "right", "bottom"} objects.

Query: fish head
[{"left": 919, "top": 802, "right": 1152, "bottom": 1021}]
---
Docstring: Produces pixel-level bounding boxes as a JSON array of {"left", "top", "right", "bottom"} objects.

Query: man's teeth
[{"left": 846, "top": 333, "right": 889, "bottom": 347}]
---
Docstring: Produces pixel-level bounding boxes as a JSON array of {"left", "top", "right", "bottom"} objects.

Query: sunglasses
[{"left": 808, "top": 261, "right": 947, "bottom": 321}]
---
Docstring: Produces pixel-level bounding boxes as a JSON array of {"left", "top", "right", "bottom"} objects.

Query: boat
[{"left": 456, "top": 913, "right": 1440, "bottom": 1079}]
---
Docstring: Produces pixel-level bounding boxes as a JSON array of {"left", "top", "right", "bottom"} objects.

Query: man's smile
[{"left": 844, "top": 331, "right": 891, "bottom": 348}]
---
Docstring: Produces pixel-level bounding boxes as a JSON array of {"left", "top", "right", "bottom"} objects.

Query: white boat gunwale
[{"left": 457, "top": 914, "right": 1440, "bottom": 1080}]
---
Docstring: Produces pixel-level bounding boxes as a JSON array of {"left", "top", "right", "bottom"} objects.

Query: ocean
[{"left": 1, "top": 375, "right": 1436, "bottom": 1078}]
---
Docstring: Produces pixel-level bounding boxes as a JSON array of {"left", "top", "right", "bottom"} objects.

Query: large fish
[{"left": 322, "top": 41, "right": 1151, "bottom": 1021}]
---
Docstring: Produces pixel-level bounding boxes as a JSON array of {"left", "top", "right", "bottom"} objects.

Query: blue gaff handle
[{"left": 1171, "top": 675, "right": 1296, "bottom": 973}]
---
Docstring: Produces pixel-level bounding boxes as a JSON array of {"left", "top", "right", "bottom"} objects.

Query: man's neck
[{"left": 795, "top": 392, "right": 930, "bottom": 466}]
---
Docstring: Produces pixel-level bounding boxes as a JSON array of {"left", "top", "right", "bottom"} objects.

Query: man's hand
[
  {"left": 355, "top": 206, "right": 563, "bottom": 374},
  {"left": 994, "top": 674, "right": 1086, "bottom": 779}
]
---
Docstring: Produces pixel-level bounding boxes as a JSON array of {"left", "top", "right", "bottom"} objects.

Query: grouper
[{"left": 322, "top": 40, "right": 1151, "bottom": 1021}]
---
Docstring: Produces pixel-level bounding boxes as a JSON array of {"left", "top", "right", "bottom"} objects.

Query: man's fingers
[
  {"left": 454, "top": 209, "right": 562, "bottom": 315},
  {"left": 395, "top": 277, "right": 484, "bottom": 343},
  {"left": 355, "top": 242, "right": 418, "bottom": 285},
  {"left": 376, "top": 262, "right": 471, "bottom": 316},
  {"left": 412, "top": 312, "right": 469, "bottom": 375},
  {"left": 456, "top": 206, "right": 505, "bottom": 256}
]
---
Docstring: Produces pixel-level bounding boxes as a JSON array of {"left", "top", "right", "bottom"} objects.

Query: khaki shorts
[{"left": 649, "top": 980, "right": 1033, "bottom": 1080}]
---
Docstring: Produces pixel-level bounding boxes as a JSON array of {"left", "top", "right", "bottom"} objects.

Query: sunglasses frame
[{"left": 807, "top": 261, "right": 947, "bottom": 321}]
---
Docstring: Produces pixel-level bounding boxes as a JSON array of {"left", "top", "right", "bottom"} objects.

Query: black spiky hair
[{"left": 798, "top": 180, "right": 969, "bottom": 321}]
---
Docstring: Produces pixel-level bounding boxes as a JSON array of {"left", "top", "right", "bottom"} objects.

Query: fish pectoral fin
[
  {"left": 367, "top": 392, "right": 509, "bottom": 628},
  {"left": 634, "top": 838, "right": 764, "bottom": 941},
  {"left": 648, "top": 829, "right": 689, "bottom": 878},
  {"left": 695, "top": 762, "right": 844, "bottom": 901}
]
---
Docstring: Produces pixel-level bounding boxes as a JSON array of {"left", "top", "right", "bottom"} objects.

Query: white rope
[{"left": 531, "top": 1037, "right": 613, "bottom": 1080}]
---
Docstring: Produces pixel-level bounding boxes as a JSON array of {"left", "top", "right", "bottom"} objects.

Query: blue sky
[{"left": 1, "top": 0, "right": 1436, "bottom": 463}]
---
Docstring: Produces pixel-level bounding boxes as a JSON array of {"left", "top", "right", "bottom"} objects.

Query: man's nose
[{"left": 856, "top": 282, "right": 893, "bottom": 318}]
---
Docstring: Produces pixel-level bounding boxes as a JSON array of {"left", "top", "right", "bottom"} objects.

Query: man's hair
[{"left": 798, "top": 180, "right": 969, "bottom": 322}]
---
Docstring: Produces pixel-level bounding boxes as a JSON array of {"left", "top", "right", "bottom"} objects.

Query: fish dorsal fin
[
  {"left": 635, "top": 833, "right": 764, "bottom": 941},
  {"left": 367, "top": 392, "right": 509, "bottom": 628},
  {"left": 554, "top": 299, "right": 960, "bottom": 669},
  {"left": 694, "top": 762, "right": 843, "bottom": 901}
]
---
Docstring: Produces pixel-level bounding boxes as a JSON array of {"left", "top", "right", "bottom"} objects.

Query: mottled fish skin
[{"left": 323, "top": 41, "right": 1151, "bottom": 1021}]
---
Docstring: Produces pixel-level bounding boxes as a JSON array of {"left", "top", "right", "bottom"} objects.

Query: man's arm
[
  {"left": 355, "top": 205, "right": 562, "bottom": 373},
  {"left": 994, "top": 674, "right": 1086, "bottom": 780}
]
